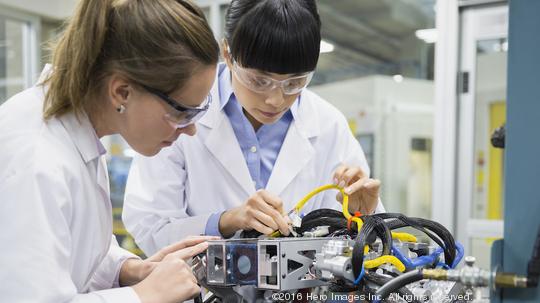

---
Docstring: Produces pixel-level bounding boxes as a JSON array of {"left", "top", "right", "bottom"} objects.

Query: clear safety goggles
[
  {"left": 231, "top": 59, "right": 314, "bottom": 95},
  {"left": 142, "top": 85, "right": 211, "bottom": 128}
]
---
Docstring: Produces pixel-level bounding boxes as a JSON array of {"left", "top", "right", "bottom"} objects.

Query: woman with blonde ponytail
[{"left": 0, "top": 0, "right": 219, "bottom": 302}]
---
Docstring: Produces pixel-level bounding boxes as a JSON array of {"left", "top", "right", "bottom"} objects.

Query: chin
[{"left": 136, "top": 146, "right": 160, "bottom": 157}]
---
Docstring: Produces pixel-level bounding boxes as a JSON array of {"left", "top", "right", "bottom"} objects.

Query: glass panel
[
  {"left": 471, "top": 38, "right": 507, "bottom": 220},
  {"left": 407, "top": 138, "right": 432, "bottom": 218},
  {"left": 0, "top": 18, "right": 26, "bottom": 103}
]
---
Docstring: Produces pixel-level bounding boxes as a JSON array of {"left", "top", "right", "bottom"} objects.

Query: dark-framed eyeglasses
[{"left": 142, "top": 85, "right": 212, "bottom": 128}]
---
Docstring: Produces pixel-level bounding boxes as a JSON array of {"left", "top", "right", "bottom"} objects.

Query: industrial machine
[{"left": 192, "top": 185, "right": 540, "bottom": 303}]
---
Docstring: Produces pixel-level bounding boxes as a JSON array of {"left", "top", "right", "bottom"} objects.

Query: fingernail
[
  {"left": 344, "top": 187, "right": 351, "bottom": 194},
  {"left": 338, "top": 180, "right": 345, "bottom": 188},
  {"left": 333, "top": 178, "right": 338, "bottom": 185}
]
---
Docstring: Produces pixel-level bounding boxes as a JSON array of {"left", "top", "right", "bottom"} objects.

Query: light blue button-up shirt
[{"left": 204, "top": 64, "right": 298, "bottom": 236}]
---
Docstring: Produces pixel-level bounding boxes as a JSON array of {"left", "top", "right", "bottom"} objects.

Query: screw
[
  {"left": 282, "top": 253, "right": 286, "bottom": 258},
  {"left": 282, "top": 274, "right": 286, "bottom": 279},
  {"left": 465, "top": 256, "right": 476, "bottom": 267}
]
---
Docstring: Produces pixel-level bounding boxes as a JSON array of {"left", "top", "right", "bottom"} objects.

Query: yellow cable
[
  {"left": 364, "top": 255, "right": 406, "bottom": 272},
  {"left": 391, "top": 232, "right": 418, "bottom": 243},
  {"left": 294, "top": 184, "right": 364, "bottom": 232}
]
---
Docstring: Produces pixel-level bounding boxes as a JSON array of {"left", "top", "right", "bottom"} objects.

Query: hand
[
  {"left": 126, "top": 236, "right": 218, "bottom": 303},
  {"left": 219, "top": 190, "right": 290, "bottom": 237},
  {"left": 333, "top": 164, "right": 380, "bottom": 215}
]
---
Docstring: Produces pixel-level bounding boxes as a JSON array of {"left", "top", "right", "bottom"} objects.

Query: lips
[{"left": 259, "top": 109, "right": 282, "bottom": 118}]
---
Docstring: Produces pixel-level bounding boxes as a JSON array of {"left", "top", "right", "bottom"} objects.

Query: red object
[{"left": 347, "top": 211, "right": 363, "bottom": 230}]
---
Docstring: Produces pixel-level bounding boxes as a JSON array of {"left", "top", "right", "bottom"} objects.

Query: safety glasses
[
  {"left": 142, "top": 85, "right": 211, "bottom": 128},
  {"left": 231, "top": 59, "right": 314, "bottom": 95}
]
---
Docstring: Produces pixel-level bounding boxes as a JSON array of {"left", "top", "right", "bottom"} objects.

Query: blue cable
[
  {"left": 451, "top": 242, "right": 465, "bottom": 268},
  {"left": 392, "top": 245, "right": 444, "bottom": 269},
  {"left": 354, "top": 259, "right": 365, "bottom": 285}
]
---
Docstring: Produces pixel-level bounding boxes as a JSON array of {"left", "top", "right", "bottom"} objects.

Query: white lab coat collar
[{"left": 58, "top": 109, "right": 105, "bottom": 164}]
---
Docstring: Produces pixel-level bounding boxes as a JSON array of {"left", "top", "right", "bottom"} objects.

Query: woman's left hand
[
  {"left": 119, "top": 235, "right": 219, "bottom": 286},
  {"left": 333, "top": 164, "right": 381, "bottom": 215}
]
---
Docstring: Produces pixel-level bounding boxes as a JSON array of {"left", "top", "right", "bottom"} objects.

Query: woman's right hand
[
  {"left": 219, "top": 190, "right": 290, "bottom": 237},
  {"left": 131, "top": 236, "right": 216, "bottom": 303}
]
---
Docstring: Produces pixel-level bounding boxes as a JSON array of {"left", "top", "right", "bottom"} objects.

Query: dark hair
[
  {"left": 224, "top": 0, "right": 321, "bottom": 74},
  {"left": 44, "top": 0, "right": 219, "bottom": 119}
]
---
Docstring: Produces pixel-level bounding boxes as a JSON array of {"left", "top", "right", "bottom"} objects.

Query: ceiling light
[
  {"left": 415, "top": 28, "right": 438, "bottom": 44},
  {"left": 320, "top": 40, "right": 335, "bottom": 53}
]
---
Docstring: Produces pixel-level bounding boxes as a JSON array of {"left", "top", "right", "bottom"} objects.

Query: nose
[
  {"left": 176, "top": 123, "right": 197, "bottom": 137},
  {"left": 264, "top": 88, "right": 286, "bottom": 108}
]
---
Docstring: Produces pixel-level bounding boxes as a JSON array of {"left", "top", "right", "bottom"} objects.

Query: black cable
[
  {"left": 376, "top": 214, "right": 456, "bottom": 267},
  {"left": 352, "top": 216, "right": 392, "bottom": 278},
  {"left": 374, "top": 269, "right": 424, "bottom": 301},
  {"left": 301, "top": 208, "right": 344, "bottom": 222},
  {"left": 298, "top": 217, "right": 348, "bottom": 234}
]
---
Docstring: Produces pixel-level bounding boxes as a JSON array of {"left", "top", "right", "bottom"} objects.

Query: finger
[
  {"left": 340, "top": 166, "right": 364, "bottom": 188},
  {"left": 149, "top": 236, "right": 217, "bottom": 262},
  {"left": 336, "top": 192, "right": 343, "bottom": 203},
  {"left": 254, "top": 197, "right": 290, "bottom": 234},
  {"left": 258, "top": 190, "right": 284, "bottom": 214},
  {"left": 251, "top": 220, "right": 275, "bottom": 235},
  {"left": 332, "top": 164, "right": 348, "bottom": 185},
  {"left": 362, "top": 179, "right": 381, "bottom": 198},
  {"left": 364, "top": 179, "right": 381, "bottom": 189},
  {"left": 251, "top": 208, "right": 279, "bottom": 231},
  {"left": 343, "top": 177, "right": 369, "bottom": 195},
  {"left": 170, "top": 241, "right": 210, "bottom": 261}
]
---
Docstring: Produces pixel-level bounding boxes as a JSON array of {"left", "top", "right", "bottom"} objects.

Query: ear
[
  {"left": 221, "top": 39, "right": 233, "bottom": 70},
  {"left": 107, "top": 74, "right": 132, "bottom": 110}
]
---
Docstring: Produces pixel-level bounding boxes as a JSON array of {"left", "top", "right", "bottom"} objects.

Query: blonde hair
[{"left": 43, "top": 0, "right": 219, "bottom": 119}]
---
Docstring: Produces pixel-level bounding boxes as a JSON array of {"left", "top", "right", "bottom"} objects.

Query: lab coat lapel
[
  {"left": 199, "top": 81, "right": 255, "bottom": 196},
  {"left": 266, "top": 122, "right": 314, "bottom": 196},
  {"left": 97, "top": 156, "right": 110, "bottom": 199},
  {"left": 203, "top": 113, "right": 255, "bottom": 196},
  {"left": 266, "top": 95, "right": 320, "bottom": 196}
]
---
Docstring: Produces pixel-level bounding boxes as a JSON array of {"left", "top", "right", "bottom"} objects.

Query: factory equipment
[{"left": 192, "top": 185, "right": 540, "bottom": 303}]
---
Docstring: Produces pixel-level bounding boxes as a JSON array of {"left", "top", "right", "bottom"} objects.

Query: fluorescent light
[
  {"left": 415, "top": 28, "right": 438, "bottom": 44},
  {"left": 320, "top": 40, "right": 335, "bottom": 53},
  {"left": 393, "top": 74, "right": 403, "bottom": 83}
]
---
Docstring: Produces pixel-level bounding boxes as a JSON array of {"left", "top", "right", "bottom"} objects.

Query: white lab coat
[
  {"left": 0, "top": 69, "right": 140, "bottom": 302},
  {"left": 123, "top": 77, "right": 385, "bottom": 255}
]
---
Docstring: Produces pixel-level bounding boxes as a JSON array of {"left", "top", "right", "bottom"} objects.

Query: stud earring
[{"left": 117, "top": 104, "right": 126, "bottom": 114}]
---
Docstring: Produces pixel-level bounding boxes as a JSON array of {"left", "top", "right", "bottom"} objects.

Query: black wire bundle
[
  {"left": 351, "top": 215, "right": 392, "bottom": 279},
  {"left": 298, "top": 208, "right": 359, "bottom": 235},
  {"left": 373, "top": 213, "right": 456, "bottom": 267}
]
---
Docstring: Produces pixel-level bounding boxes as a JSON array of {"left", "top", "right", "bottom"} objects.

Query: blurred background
[{"left": 0, "top": 0, "right": 507, "bottom": 268}]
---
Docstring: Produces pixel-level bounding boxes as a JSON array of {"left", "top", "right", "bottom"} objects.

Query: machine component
[
  {"left": 257, "top": 237, "right": 328, "bottom": 290},
  {"left": 314, "top": 239, "right": 356, "bottom": 282},
  {"left": 207, "top": 239, "right": 258, "bottom": 286}
]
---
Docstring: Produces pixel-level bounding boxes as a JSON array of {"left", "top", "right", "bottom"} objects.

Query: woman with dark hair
[
  {"left": 0, "top": 0, "right": 220, "bottom": 302},
  {"left": 123, "top": 0, "right": 385, "bottom": 253}
]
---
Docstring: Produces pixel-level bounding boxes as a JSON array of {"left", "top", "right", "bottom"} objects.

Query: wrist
[
  {"left": 219, "top": 208, "right": 241, "bottom": 238},
  {"left": 120, "top": 258, "right": 150, "bottom": 286}
]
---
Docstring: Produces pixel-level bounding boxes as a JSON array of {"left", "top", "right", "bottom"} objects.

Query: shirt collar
[{"left": 59, "top": 110, "right": 106, "bottom": 164}]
